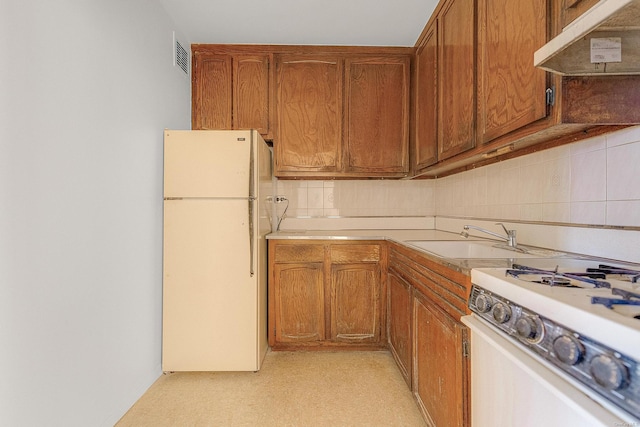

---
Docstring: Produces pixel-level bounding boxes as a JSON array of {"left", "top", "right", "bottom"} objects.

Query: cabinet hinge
[
  {"left": 545, "top": 86, "right": 556, "bottom": 106},
  {"left": 462, "top": 339, "right": 470, "bottom": 358}
]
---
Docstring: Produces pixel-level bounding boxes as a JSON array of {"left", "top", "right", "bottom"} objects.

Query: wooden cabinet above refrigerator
[{"left": 191, "top": 45, "right": 411, "bottom": 179}]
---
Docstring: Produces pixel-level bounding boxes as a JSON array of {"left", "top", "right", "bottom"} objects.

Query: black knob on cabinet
[
  {"left": 515, "top": 316, "right": 540, "bottom": 340},
  {"left": 590, "top": 355, "right": 629, "bottom": 390},
  {"left": 552, "top": 335, "right": 584, "bottom": 365},
  {"left": 492, "top": 302, "right": 511, "bottom": 323},
  {"left": 475, "top": 294, "right": 493, "bottom": 313}
]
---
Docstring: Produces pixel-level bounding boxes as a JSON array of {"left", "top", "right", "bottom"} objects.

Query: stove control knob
[
  {"left": 552, "top": 335, "right": 584, "bottom": 365},
  {"left": 492, "top": 302, "right": 511, "bottom": 324},
  {"left": 515, "top": 316, "right": 541, "bottom": 341},
  {"left": 475, "top": 294, "right": 493, "bottom": 313},
  {"left": 590, "top": 355, "right": 629, "bottom": 390}
]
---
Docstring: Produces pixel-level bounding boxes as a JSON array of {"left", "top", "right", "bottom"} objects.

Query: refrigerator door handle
[
  {"left": 248, "top": 197, "right": 256, "bottom": 277},
  {"left": 248, "top": 134, "right": 256, "bottom": 277}
]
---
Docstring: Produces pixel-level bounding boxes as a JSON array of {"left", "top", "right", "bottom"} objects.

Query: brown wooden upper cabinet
[
  {"left": 192, "top": 50, "right": 272, "bottom": 139},
  {"left": 413, "top": 0, "right": 476, "bottom": 175},
  {"left": 560, "top": 0, "right": 600, "bottom": 27},
  {"left": 438, "top": 0, "right": 476, "bottom": 161},
  {"left": 275, "top": 54, "right": 410, "bottom": 178},
  {"left": 476, "top": 0, "right": 548, "bottom": 144},
  {"left": 274, "top": 55, "right": 343, "bottom": 175},
  {"left": 344, "top": 56, "right": 410, "bottom": 176},
  {"left": 413, "top": 25, "right": 438, "bottom": 171},
  {"left": 413, "top": 0, "right": 639, "bottom": 178}
]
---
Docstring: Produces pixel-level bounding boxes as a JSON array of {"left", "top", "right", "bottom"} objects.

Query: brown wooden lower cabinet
[
  {"left": 269, "top": 239, "right": 470, "bottom": 426},
  {"left": 268, "top": 240, "right": 387, "bottom": 350},
  {"left": 387, "top": 270, "right": 413, "bottom": 386},
  {"left": 272, "top": 262, "right": 325, "bottom": 343},
  {"left": 413, "top": 290, "right": 469, "bottom": 427},
  {"left": 388, "top": 242, "right": 471, "bottom": 427},
  {"left": 331, "top": 262, "right": 382, "bottom": 343}
]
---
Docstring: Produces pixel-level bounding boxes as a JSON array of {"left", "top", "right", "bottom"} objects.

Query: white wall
[{"left": 0, "top": 1, "right": 190, "bottom": 426}]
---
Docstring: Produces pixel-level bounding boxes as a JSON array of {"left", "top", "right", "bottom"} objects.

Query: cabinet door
[
  {"left": 344, "top": 56, "right": 410, "bottom": 176},
  {"left": 413, "top": 291, "right": 469, "bottom": 427},
  {"left": 414, "top": 25, "right": 439, "bottom": 172},
  {"left": 275, "top": 56, "right": 342, "bottom": 174},
  {"left": 477, "top": 0, "right": 548, "bottom": 144},
  {"left": 438, "top": 0, "right": 476, "bottom": 160},
  {"left": 234, "top": 55, "right": 272, "bottom": 138},
  {"left": 192, "top": 53, "right": 232, "bottom": 130},
  {"left": 273, "top": 263, "right": 325, "bottom": 343},
  {"left": 388, "top": 271, "right": 412, "bottom": 387},
  {"left": 561, "top": 0, "right": 600, "bottom": 27},
  {"left": 330, "top": 263, "right": 381, "bottom": 343}
]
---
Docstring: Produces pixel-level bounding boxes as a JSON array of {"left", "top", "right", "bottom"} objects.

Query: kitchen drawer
[
  {"left": 331, "top": 244, "right": 380, "bottom": 263},
  {"left": 273, "top": 244, "right": 324, "bottom": 263}
]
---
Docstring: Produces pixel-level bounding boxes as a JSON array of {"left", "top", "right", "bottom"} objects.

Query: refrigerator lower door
[{"left": 163, "top": 198, "right": 265, "bottom": 371}]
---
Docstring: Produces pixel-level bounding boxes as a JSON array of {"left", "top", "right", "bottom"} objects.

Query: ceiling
[{"left": 158, "top": 0, "right": 439, "bottom": 47}]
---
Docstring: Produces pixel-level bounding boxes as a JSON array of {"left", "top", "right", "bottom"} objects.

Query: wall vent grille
[{"left": 174, "top": 33, "right": 189, "bottom": 76}]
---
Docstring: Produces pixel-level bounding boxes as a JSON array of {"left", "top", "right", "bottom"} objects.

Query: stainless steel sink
[{"left": 405, "top": 240, "right": 564, "bottom": 259}]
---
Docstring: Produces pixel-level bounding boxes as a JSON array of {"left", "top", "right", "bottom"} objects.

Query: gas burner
[{"left": 540, "top": 276, "right": 572, "bottom": 287}]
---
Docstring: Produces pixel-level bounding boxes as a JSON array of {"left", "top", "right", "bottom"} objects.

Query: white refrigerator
[{"left": 162, "top": 129, "right": 272, "bottom": 371}]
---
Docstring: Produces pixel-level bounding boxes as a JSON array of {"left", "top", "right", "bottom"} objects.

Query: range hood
[{"left": 535, "top": 0, "right": 640, "bottom": 75}]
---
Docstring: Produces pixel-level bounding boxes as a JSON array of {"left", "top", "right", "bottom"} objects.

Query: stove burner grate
[
  {"left": 587, "top": 264, "right": 640, "bottom": 283},
  {"left": 591, "top": 296, "right": 640, "bottom": 309},
  {"left": 507, "top": 264, "right": 612, "bottom": 288},
  {"left": 591, "top": 287, "right": 640, "bottom": 317},
  {"left": 540, "top": 276, "right": 572, "bottom": 286}
]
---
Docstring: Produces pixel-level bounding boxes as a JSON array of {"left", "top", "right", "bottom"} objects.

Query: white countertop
[
  {"left": 267, "top": 227, "right": 640, "bottom": 274},
  {"left": 267, "top": 229, "right": 564, "bottom": 273},
  {"left": 267, "top": 229, "right": 469, "bottom": 242}
]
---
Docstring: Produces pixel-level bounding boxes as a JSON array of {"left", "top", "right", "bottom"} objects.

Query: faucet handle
[
  {"left": 496, "top": 222, "right": 517, "bottom": 247},
  {"left": 495, "top": 222, "right": 511, "bottom": 235}
]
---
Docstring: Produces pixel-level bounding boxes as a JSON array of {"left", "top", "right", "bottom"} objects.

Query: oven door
[{"left": 461, "top": 314, "right": 627, "bottom": 427}]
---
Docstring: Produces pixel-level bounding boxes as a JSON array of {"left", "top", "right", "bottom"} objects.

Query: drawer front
[
  {"left": 331, "top": 244, "right": 380, "bottom": 263},
  {"left": 273, "top": 244, "right": 324, "bottom": 263}
]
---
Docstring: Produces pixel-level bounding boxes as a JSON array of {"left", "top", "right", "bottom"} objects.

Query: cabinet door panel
[
  {"left": 192, "top": 54, "right": 232, "bottom": 130},
  {"left": 234, "top": 55, "right": 271, "bottom": 136},
  {"left": 273, "top": 263, "right": 325, "bottom": 342},
  {"left": 275, "top": 56, "right": 342, "bottom": 173},
  {"left": 438, "top": 0, "right": 475, "bottom": 160},
  {"left": 478, "top": 0, "right": 547, "bottom": 144},
  {"left": 345, "top": 57, "right": 410, "bottom": 175},
  {"left": 331, "top": 264, "right": 381, "bottom": 342},
  {"left": 413, "top": 291, "right": 468, "bottom": 427},
  {"left": 561, "top": 0, "right": 600, "bottom": 27},
  {"left": 388, "top": 271, "right": 412, "bottom": 386},
  {"left": 414, "top": 26, "right": 439, "bottom": 171}
]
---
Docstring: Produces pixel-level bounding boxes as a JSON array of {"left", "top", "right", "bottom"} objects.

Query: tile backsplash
[
  {"left": 436, "top": 125, "right": 640, "bottom": 227},
  {"left": 275, "top": 125, "right": 640, "bottom": 228},
  {"left": 275, "top": 179, "right": 436, "bottom": 218}
]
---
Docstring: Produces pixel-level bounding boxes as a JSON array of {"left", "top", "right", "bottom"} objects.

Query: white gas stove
[{"left": 468, "top": 258, "right": 640, "bottom": 424}]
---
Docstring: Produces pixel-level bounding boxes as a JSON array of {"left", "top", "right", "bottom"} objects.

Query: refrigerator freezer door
[
  {"left": 163, "top": 198, "right": 261, "bottom": 371},
  {"left": 164, "top": 130, "right": 252, "bottom": 198}
]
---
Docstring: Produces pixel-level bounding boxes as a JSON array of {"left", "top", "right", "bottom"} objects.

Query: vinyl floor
[{"left": 116, "top": 350, "right": 427, "bottom": 427}]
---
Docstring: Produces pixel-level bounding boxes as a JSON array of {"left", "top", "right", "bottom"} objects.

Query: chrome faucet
[{"left": 460, "top": 223, "right": 518, "bottom": 248}]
